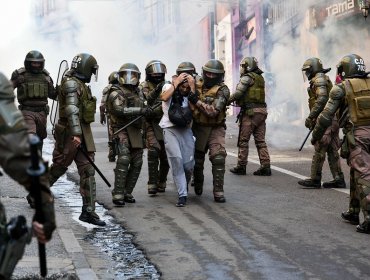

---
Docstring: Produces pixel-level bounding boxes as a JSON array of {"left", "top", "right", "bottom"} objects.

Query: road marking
[{"left": 227, "top": 151, "right": 350, "bottom": 195}]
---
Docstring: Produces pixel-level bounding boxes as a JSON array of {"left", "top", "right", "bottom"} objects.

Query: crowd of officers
[
  {"left": 0, "top": 49, "right": 369, "bottom": 278},
  {"left": 99, "top": 57, "right": 272, "bottom": 209}
]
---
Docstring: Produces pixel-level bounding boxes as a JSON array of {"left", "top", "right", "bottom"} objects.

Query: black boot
[
  {"left": 298, "top": 178, "right": 321, "bottom": 188},
  {"left": 214, "top": 195, "right": 226, "bottom": 203},
  {"left": 229, "top": 165, "right": 246, "bottom": 175},
  {"left": 194, "top": 183, "right": 203, "bottom": 195},
  {"left": 341, "top": 211, "right": 359, "bottom": 225},
  {"left": 79, "top": 211, "right": 106, "bottom": 226},
  {"left": 322, "top": 178, "right": 346, "bottom": 188},
  {"left": 253, "top": 165, "right": 271, "bottom": 176},
  {"left": 124, "top": 194, "right": 136, "bottom": 203},
  {"left": 356, "top": 221, "right": 370, "bottom": 234}
]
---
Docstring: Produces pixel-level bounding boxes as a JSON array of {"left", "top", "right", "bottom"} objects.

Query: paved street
[{"left": 2, "top": 116, "right": 369, "bottom": 280}]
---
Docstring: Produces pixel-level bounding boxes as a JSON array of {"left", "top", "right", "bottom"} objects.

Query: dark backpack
[{"left": 168, "top": 90, "right": 192, "bottom": 127}]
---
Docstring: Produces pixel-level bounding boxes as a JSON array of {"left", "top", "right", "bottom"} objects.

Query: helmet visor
[
  {"left": 302, "top": 70, "right": 308, "bottom": 82},
  {"left": 92, "top": 65, "right": 99, "bottom": 82},
  {"left": 119, "top": 71, "right": 139, "bottom": 85},
  {"left": 147, "top": 62, "right": 167, "bottom": 74}
]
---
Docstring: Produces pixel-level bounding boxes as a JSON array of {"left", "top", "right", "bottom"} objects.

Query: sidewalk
[{"left": 1, "top": 162, "right": 100, "bottom": 279}]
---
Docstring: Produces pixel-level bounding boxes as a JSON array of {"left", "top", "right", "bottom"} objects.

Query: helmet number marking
[{"left": 355, "top": 58, "right": 365, "bottom": 72}]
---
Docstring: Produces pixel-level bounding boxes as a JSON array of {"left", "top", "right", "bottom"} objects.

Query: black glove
[
  {"left": 305, "top": 117, "right": 315, "bottom": 130},
  {"left": 141, "top": 107, "right": 154, "bottom": 118},
  {"left": 154, "top": 81, "right": 165, "bottom": 96},
  {"left": 311, "top": 137, "right": 317, "bottom": 146},
  {"left": 188, "top": 92, "right": 199, "bottom": 105}
]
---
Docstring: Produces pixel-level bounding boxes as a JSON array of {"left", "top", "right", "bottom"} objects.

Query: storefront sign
[
  {"left": 311, "top": 0, "right": 361, "bottom": 27},
  {"left": 326, "top": 0, "right": 355, "bottom": 17}
]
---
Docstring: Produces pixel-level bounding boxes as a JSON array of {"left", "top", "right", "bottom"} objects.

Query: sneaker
[
  {"left": 79, "top": 211, "right": 106, "bottom": 226},
  {"left": 229, "top": 165, "right": 246, "bottom": 175},
  {"left": 176, "top": 196, "right": 187, "bottom": 207},
  {"left": 298, "top": 179, "right": 321, "bottom": 188},
  {"left": 341, "top": 211, "right": 359, "bottom": 225}
]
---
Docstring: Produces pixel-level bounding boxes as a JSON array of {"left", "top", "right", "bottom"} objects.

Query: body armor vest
[
  {"left": 141, "top": 80, "right": 163, "bottom": 120},
  {"left": 193, "top": 81, "right": 226, "bottom": 126},
  {"left": 108, "top": 86, "right": 144, "bottom": 128},
  {"left": 308, "top": 74, "right": 332, "bottom": 111},
  {"left": 343, "top": 78, "right": 370, "bottom": 126},
  {"left": 59, "top": 77, "right": 96, "bottom": 124},
  {"left": 16, "top": 69, "right": 50, "bottom": 106},
  {"left": 236, "top": 72, "right": 265, "bottom": 107}
]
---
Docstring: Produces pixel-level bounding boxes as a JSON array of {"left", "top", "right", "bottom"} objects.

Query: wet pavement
[
  {"left": 43, "top": 139, "right": 160, "bottom": 280},
  {"left": 1, "top": 137, "right": 160, "bottom": 280}
]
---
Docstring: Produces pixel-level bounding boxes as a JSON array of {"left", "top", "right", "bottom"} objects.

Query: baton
[
  {"left": 78, "top": 145, "right": 111, "bottom": 188},
  {"left": 299, "top": 129, "right": 313, "bottom": 151},
  {"left": 113, "top": 102, "right": 162, "bottom": 136}
]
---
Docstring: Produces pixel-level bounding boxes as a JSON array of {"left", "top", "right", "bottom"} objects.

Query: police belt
[
  {"left": 242, "top": 103, "right": 267, "bottom": 110},
  {"left": 18, "top": 105, "right": 47, "bottom": 112}
]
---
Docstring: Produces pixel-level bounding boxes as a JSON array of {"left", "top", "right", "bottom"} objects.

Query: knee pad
[
  {"left": 117, "top": 154, "right": 131, "bottom": 168},
  {"left": 211, "top": 154, "right": 225, "bottom": 166}
]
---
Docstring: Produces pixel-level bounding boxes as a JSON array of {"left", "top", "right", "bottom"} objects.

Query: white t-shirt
[{"left": 159, "top": 83, "right": 190, "bottom": 129}]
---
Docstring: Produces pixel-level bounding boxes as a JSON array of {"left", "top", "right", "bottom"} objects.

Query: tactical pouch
[
  {"left": 81, "top": 96, "right": 96, "bottom": 123},
  {"left": 54, "top": 123, "right": 66, "bottom": 151},
  {"left": 345, "top": 79, "right": 370, "bottom": 126}
]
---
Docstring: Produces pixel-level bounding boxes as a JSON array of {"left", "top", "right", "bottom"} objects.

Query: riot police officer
[
  {"left": 0, "top": 72, "right": 56, "bottom": 279},
  {"left": 10, "top": 50, "right": 56, "bottom": 152},
  {"left": 229, "top": 57, "right": 271, "bottom": 176},
  {"left": 48, "top": 53, "right": 105, "bottom": 226},
  {"left": 299, "top": 57, "right": 345, "bottom": 189},
  {"left": 140, "top": 60, "right": 170, "bottom": 195},
  {"left": 188, "top": 59, "right": 230, "bottom": 203},
  {"left": 100, "top": 71, "right": 119, "bottom": 162},
  {"left": 107, "top": 63, "right": 149, "bottom": 206},
  {"left": 312, "top": 54, "right": 370, "bottom": 233}
]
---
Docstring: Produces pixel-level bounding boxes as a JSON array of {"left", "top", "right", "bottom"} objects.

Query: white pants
[{"left": 163, "top": 126, "right": 195, "bottom": 197}]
